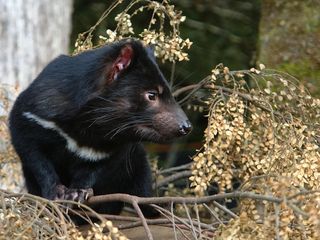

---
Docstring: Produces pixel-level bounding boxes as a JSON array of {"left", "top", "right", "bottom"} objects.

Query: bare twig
[
  {"left": 151, "top": 204, "right": 213, "bottom": 239},
  {"left": 194, "top": 203, "right": 202, "bottom": 240},
  {"left": 117, "top": 218, "right": 178, "bottom": 230},
  {"left": 203, "top": 203, "right": 224, "bottom": 226},
  {"left": 132, "top": 201, "right": 153, "bottom": 240},
  {"left": 171, "top": 201, "right": 178, "bottom": 240},
  {"left": 153, "top": 170, "right": 191, "bottom": 189},
  {"left": 212, "top": 201, "right": 238, "bottom": 219},
  {"left": 274, "top": 203, "right": 280, "bottom": 240},
  {"left": 153, "top": 204, "right": 193, "bottom": 240},
  {"left": 183, "top": 202, "right": 197, "bottom": 239},
  {"left": 172, "top": 75, "right": 285, "bottom": 119},
  {"left": 87, "top": 191, "right": 282, "bottom": 206},
  {"left": 159, "top": 163, "right": 192, "bottom": 175},
  {"left": 288, "top": 190, "right": 320, "bottom": 200}
]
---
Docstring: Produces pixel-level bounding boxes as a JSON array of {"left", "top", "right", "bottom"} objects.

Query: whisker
[{"left": 104, "top": 119, "right": 152, "bottom": 139}]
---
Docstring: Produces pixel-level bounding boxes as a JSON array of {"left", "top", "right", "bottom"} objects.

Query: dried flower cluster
[
  {"left": 74, "top": 0, "right": 192, "bottom": 62},
  {"left": 216, "top": 212, "right": 271, "bottom": 240},
  {"left": 69, "top": 220, "right": 128, "bottom": 240},
  {"left": 191, "top": 65, "right": 320, "bottom": 193},
  {"left": 190, "top": 94, "right": 249, "bottom": 193},
  {"left": 218, "top": 177, "right": 320, "bottom": 239},
  {"left": 190, "top": 65, "right": 320, "bottom": 238},
  {"left": 0, "top": 190, "right": 128, "bottom": 240}
]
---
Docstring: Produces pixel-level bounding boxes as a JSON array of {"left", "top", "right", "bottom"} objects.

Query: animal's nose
[{"left": 178, "top": 120, "right": 192, "bottom": 136}]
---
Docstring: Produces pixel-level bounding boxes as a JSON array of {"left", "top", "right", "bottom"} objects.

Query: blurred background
[{"left": 1, "top": 0, "right": 319, "bottom": 168}]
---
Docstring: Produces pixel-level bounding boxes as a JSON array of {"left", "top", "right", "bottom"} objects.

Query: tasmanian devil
[{"left": 9, "top": 39, "right": 192, "bottom": 216}]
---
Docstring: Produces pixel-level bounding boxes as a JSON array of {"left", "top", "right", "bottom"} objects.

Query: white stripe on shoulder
[{"left": 23, "top": 112, "right": 109, "bottom": 161}]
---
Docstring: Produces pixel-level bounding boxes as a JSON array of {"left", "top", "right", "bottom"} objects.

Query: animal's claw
[{"left": 54, "top": 185, "right": 94, "bottom": 202}]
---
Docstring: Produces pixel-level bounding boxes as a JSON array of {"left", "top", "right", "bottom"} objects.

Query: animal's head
[{"left": 82, "top": 39, "right": 192, "bottom": 143}]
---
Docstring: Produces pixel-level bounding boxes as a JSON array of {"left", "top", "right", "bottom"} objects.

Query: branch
[
  {"left": 151, "top": 204, "right": 214, "bottom": 239},
  {"left": 86, "top": 190, "right": 284, "bottom": 238},
  {"left": 212, "top": 201, "right": 238, "bottom": 219},
  {"left": 118, "top": 218, "right": 179, "bottom": 230},
  {"left": 173, "top": 84, "right": 202, "bottom": 97},
  {"left": 132, "top": 201, "right": 153, "bottom": 240},
  {"left": 153, "top": 170, "right": 191, "bottom": 189},
  {"left": 87, "top": 191, "right": 282, "bottom": 206},
  {"left": 173, "top": 80, "right": 284, "bottom": 119},
  {"left": 159, "top": 162, "right": 192, "bottom": 175}
]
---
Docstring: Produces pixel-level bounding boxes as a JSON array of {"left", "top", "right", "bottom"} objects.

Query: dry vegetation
[
  {"left": 0, "top": 190, "right": 128, "bottom": 240},
  {"left": 1, "top": 1, "right": 320, "bottom": 239},
  {"left": 0, "top": 85, "right": 24, "bottom": 193},
  {"left": 74, "top": 0, "right": 192, "bottom": 63},
  {"left": 188, "top": 66, "right": 320, "bottom": 239}
]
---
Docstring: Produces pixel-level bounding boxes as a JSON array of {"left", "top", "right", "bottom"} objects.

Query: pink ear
[{"left": 112, "top": 45, "right": 133, "bottom": 80}]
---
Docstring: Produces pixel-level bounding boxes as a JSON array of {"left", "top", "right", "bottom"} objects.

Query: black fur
[{"left": 9, "top": 39, "right": 191, "bottom": 216}]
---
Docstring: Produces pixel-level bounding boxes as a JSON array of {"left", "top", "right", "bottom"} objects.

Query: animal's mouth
[{"left": 136, "top": 125, "right": 177, "bottom": 143}]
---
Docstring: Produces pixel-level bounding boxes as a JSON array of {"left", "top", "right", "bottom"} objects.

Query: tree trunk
[
  {"left": 0, "top": 0, "right": 73, "bottom": 90},
  {"left": 0, "top": 0, "right": 73, "bottom": 193},
  {"left": 258, "top": 0, "right": 320, "bottom": 95}
]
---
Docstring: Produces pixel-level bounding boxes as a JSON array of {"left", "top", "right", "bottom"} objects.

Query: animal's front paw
[{"left": 54, "top": 184, "right": 94, "bottom": 202}]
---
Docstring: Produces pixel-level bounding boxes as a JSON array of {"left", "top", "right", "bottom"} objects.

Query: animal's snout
[
  {"left": 152, "top": 103, "right": 192, "bottom": 140},
  {"left": 178, "top": 120, "right": 192, "bottom": 136}
]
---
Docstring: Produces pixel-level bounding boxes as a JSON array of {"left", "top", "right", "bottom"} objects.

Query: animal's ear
[{"left": 107, "top": 44, "right": 134, "bottom": 82}]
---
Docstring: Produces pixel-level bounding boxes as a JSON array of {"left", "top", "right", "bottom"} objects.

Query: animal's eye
[{"left": 146, "top": 91, "right": 158, "bottom": 101}]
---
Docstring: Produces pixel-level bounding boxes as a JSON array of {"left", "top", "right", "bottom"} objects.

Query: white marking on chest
[{"left": 23, "top": 112, "right": 109, "bottom": 161}]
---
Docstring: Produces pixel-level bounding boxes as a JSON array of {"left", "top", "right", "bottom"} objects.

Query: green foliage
[
  {"left": 258, "top": 0, "right": 320, "bottom": 96},
  {"left": 279, "top": 60, "right": 320, "bottom": 96}
]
